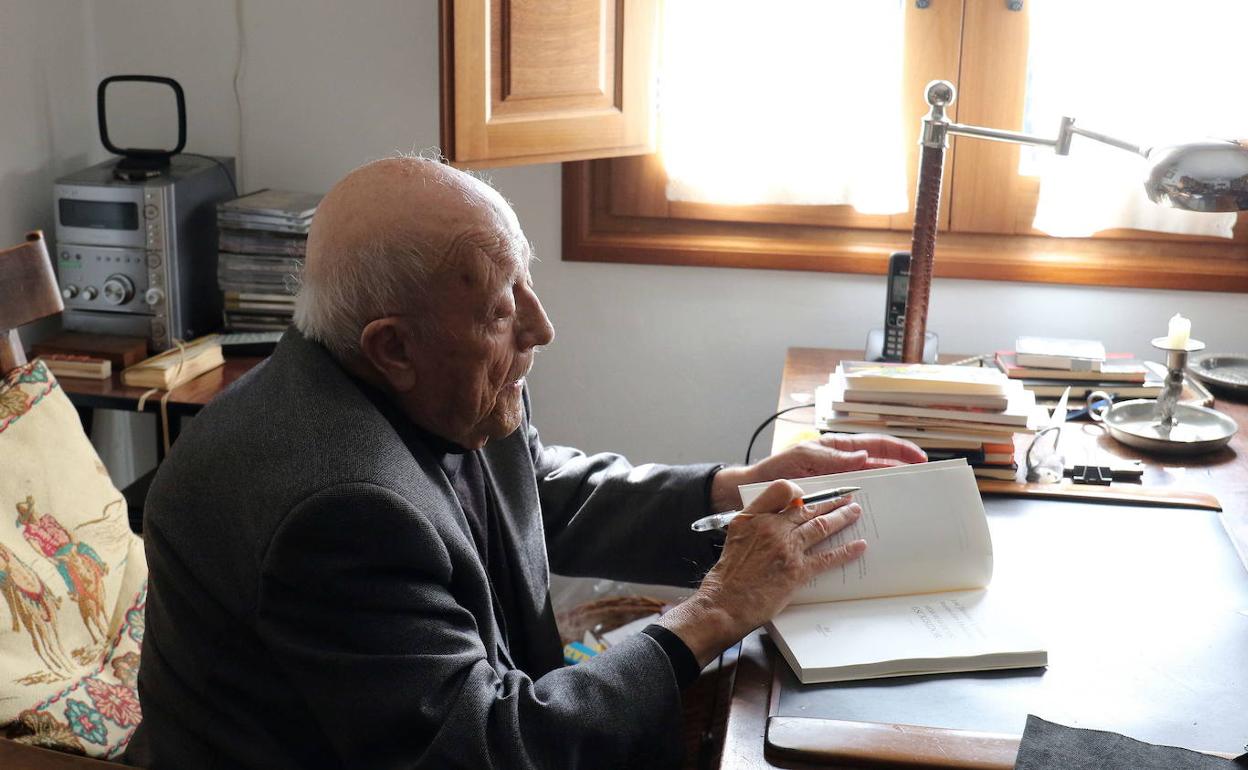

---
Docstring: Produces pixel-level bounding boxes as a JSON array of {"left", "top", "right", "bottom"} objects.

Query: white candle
[{"left": 1165, "top": 313, "right": 1191, "bottom": 348}]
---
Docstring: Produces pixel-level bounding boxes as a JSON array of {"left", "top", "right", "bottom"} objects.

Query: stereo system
[
  {"left": 54, "top": 156, "right": 234, "bottom": 351},
  {"left": 52, "top": 75, "right": 235, "bottom": 351}
]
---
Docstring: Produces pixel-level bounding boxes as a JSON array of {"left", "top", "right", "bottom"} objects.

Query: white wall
[
  {"left": 18, "top": 0, "right": 1248, "bottom": 486},
  {"left": 0, "top": 1, "right": 155, "bottom": 477}
]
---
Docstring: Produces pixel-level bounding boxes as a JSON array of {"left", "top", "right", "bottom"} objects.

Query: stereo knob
[
  {"left": 61, "top": 285, "right": 79, "bottom": 300},
  {"left": 102, "top": 274, "right": 135, "bottom": 305},
  {"left": 81, "top": 286, "right": 99, "bottom": 301},
  {"left": 145, "top": 287, "right": 165, "bottom": 306}
]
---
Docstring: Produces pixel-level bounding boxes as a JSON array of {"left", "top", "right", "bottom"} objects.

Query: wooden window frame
[{"left": 561, "top": 2, "right": 1248, "bottom": 292}]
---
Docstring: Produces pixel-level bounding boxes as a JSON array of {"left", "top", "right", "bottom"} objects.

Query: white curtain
[
  {"left": 658, "top": 0, "right": 908, "bottom": 214},
  {"left": 1026, "top": 0, "right": 1248, "bottom": 238}
]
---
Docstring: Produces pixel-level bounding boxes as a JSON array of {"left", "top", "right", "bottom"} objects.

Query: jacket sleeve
[
  {"left": 257, "top": 482, "right": 685, "bottom": 770},
  {"left": 523, "top": 392, "right": 724, "bottom": 587}
]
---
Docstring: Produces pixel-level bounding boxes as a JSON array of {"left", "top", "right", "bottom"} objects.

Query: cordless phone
[{"left": 882, "top": 251, "right": 911, "bottom": 361}]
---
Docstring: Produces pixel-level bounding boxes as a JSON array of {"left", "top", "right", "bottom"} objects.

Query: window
[{"left": 563, "top": 1, "right": 1248, "bottom": 292}]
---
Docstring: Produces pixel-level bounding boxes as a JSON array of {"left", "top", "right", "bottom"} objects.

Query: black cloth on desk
[{"left": 1015, "top": 715, "right": 1248, "bottom": 770}]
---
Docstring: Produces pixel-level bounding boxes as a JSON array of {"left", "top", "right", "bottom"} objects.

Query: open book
[{"left": 738, "top": 459, "right": 1046, "bottom": 684}]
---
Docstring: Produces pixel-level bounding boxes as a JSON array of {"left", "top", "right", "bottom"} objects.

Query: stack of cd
[{"left": 216, "top": 189, "right": 322, "bottom": 331}]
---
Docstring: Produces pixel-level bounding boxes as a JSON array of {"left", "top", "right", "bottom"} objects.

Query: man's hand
[
  {"left": 710, "top": 433, "right": 926, "bottom": 511},
  {"left": 659, "top": 479, "right": 866, "bottom": 666}
]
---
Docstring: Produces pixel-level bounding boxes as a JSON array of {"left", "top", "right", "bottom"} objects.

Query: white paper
[{"left": 739, "top": 459, "right": 993, "bottom": 605}]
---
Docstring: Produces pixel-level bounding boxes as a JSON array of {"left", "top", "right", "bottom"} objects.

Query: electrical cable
[
  {"left": 233, "top": 0, "right": 247, "bottom": 192},
  {"left": 744, "top": 404, "right": 816, "bottom": 465},
  {"left": 182, "top": 153, "right": 238, "bottom": 196}
]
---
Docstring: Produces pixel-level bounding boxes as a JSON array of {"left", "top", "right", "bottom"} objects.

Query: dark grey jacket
[{"left": 125, "top": 330, "right": 722, "bottom": 769}]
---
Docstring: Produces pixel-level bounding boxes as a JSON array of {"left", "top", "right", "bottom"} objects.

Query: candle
[{"left": 1165, "top": 313, "right": 1191, "bottom": 348}]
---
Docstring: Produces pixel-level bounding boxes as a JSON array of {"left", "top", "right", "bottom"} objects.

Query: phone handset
[
  {"left": 882, "top": 252, "right": 910, "bottom": 361},
  {"left": 864, "top": 251, "right": 937, "bottom": 363}
]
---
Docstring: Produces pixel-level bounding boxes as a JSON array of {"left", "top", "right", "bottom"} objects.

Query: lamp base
[{"left": 865, "top": 329, "right": 938, "bottom": 364}]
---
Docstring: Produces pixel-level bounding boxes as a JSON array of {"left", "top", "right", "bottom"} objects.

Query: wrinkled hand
[
  {"left": 711, "top": 433, "right": 927, "bottom": 511},
  {"left": 659, "top": 479, "right": 866, "bottom": 665}
]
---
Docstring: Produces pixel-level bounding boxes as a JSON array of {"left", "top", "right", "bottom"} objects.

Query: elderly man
[{"left": 126, "top": 158, "right": 924, "bottom": 769}]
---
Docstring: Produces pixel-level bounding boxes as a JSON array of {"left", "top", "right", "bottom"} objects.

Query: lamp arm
[
  {"left": 943, "top": 117, "right": 1148, "bottom": 158},
  {"left": 1061, "top": 121, "right": 1147, "bottom": 158}
]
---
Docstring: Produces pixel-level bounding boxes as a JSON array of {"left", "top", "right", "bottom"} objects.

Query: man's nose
[{"left": 517, "top": 287, "right": 555, "bottom": 348}]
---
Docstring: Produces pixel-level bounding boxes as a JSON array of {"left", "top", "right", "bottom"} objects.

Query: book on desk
[{"left": 739, "top": 459, "right": 1047, "bottom": 685}]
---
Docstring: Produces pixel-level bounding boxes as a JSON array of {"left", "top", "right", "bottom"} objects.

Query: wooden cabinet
[{"left": 440, "top": 0, "right": 658, "bottom": 169}]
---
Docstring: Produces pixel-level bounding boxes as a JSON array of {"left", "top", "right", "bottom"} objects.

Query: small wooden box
[{"left": 31, "top": 332, "right": 148, "bottom": 370}]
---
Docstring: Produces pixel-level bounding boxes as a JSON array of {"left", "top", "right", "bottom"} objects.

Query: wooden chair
[
  {"left": 0, "top": 232, "right": 63, "bottom": 372},
  {"left": 1, "top": 232, "right": 127, "bottom": 767}
]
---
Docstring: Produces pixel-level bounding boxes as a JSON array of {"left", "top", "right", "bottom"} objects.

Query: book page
[
  {"left": 766, "top": 588, "right": 1046, "bottom": 684},
  {"left": 739, "top": 460, "right": 992, "bottom": 605}
]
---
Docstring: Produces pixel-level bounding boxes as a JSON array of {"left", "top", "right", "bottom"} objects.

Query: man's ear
[{"left": 358, "top": 318, "right": 419, "bottom": 393}]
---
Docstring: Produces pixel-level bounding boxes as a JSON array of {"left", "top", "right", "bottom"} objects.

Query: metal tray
[
  {"left": 1189, "top": 352, "right": 1248, "bottom": 397},
  {"left": 1101, "top": 398, "right": 1237, "bottom": 454}
]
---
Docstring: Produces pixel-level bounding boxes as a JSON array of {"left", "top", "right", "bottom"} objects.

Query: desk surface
[
  {"left": 719, "top": 347, "right": 1248, "bottom": 769},
  {"left": 56, "top": 356, "right": 266, "bottom": 415}
]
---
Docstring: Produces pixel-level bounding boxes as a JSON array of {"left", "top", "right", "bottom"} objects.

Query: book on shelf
[
  {"left": 1014, "top": 336, "right": 1106, "bottom": 371},
  {"left": 840, "top": 362, "right": 1011, "bottom": 396},
  {"left": 121, "top": 336, "right": 224, "bottom": 390},
  {"left": 738, "top": 459, "right": 1046, "bottom": 684},
  {"left": 36, "top": 354, "right": 111, "bottom": 380},
  {"left": 996, "top": 353, "right": 1146, "bottom": 384}
]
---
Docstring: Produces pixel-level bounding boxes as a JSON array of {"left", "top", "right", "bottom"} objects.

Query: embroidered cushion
[{"left": 0, "top": 360, "right": 147, "bottom": 759}]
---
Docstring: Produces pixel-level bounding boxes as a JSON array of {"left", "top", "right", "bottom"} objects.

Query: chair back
[{"left": 0, "top": 231, "right": 62, "bottom": 373}]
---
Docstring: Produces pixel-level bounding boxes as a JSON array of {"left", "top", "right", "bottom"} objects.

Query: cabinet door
[{"left": 440, "top": 0, "right": 657, "bottom": 169}]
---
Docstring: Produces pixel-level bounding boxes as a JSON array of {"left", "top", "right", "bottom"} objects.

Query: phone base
[{"left": 864, "top": 329, "right": 938, "bottom": 363}]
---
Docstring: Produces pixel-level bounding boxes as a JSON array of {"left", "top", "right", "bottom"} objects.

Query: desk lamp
[{"left": 903, "top": 80, "right": 1247, "bottom": 451}]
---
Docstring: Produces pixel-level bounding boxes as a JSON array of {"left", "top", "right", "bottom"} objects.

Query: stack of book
[
  {"left": 815, "top": 362, "right": 1048, "bottom": 481},
  {"left": 995, "top": 336, "right": 1160, "bottom": 409},
  {"left": 216, "top": 189, "right": 322, "bottom": 332}
]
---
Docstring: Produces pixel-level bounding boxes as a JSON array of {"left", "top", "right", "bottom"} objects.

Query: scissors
[{"left": 690, "top": 486, "right": 861, "bottom": 533}]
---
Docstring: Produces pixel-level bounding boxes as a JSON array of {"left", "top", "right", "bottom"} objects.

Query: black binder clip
[{"left": 1065, "top": 465, "right": 1113, "bottom": 486}]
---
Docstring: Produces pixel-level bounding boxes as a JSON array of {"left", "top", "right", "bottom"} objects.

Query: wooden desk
[
  {"left": 718, "top": 347, "right": 1248, "bottom": 769},
  {"left": 58, "top": 356, "right": 265, "bottom": 460}
]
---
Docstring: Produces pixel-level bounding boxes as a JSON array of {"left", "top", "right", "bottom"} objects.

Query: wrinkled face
[{"left": 400, "top": 221, "right": 555, "bottom": 449}]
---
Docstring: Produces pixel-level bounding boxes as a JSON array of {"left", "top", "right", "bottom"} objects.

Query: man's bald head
[{"left": 293, "top": 156, "right": 522, "bottom": 360}]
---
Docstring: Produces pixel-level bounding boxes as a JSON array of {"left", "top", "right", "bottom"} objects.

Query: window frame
[{"left": 561, "top": 1, "right": 1248, "bottom": 293}]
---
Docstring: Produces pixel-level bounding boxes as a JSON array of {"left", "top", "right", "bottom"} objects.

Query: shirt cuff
[{"left": 640, "top": 624, "right": 701, "bottom": 690}]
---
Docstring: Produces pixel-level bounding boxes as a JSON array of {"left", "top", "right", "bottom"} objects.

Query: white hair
[{"left": 292, "top": 231, "right": 437, "bottom": 361}]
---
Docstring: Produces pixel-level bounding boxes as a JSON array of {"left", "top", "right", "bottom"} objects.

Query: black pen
[{"left": 689, "top": 486, "right": 861, "bottom": 533}]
